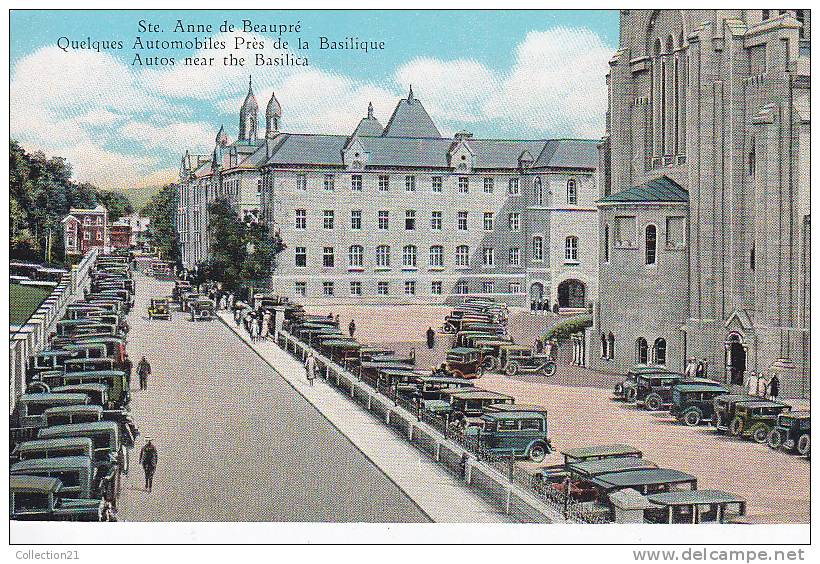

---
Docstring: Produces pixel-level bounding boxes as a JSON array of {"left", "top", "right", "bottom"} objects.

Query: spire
[
  {"left": 247, "top": 75, "right": 253, "bottom": 95},
  {"left": 239, "top": 76, "right": 259, "bottom": 142},
  {"left": 407, "top": 85, "right": 414, "bottom": 103},
  {"left": 266, "top": 91, "right": 282, "bottom": 139},
  {"left": 215, "top": 124, "right": 227, "bottom": 145},
  {"left": 367, "top": 101, "right": 374, "bottom": 118}
]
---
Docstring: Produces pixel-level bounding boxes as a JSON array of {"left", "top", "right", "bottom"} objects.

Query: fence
[
  {"left": 9, "top": 248, "right": 99, "bottom": 415},
  {"left": 278, "top": 329, "right": 611, "bottom": 524}
]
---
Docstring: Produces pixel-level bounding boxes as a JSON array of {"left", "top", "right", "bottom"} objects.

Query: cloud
[{"left": 119, "top": 120, "right": 215, "bottom": 152}]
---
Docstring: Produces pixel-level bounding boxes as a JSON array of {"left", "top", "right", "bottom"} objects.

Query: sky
[{"left": 10, "top": 9, "right": 619, "bottom": 191}]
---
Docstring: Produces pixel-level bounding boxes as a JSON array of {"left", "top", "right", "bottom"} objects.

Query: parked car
[
  {"left": 440, "top": 388, "right": 515, "bottom": 420},
  {"left": 35, "top": 370, "right": 130, "bottom": 408},
  {"left": 613, "top": 366, "right": 678, "bottom": 402},
  {"left": 445, "top": 347, "right": 484, "bottom": 379},
  {"left": 728, "top": 400, "right": 792, "bottom": 443},
  {"left": 636, "top": 373, "right": 724, "bottom": 411},
  {"left": 644, "top": 490, "right": 747, "bottom": 524},
  {"left": 148, "top": 298, "right": 171, "bottom": 320},
  {"left": 498, "top": 345, "right": 556, "bottom": 377},
  {"left": 63, "top": 358, "right": 118, "bottom": 374},
  {"left": 172, "top": 281, "right": 192, "bottom": 303},
  {"left": 472, "top": 404, "right": 552, "bottom": 462},
  {"left": 190, "top": 299, "right": 215, "bottom": 321},
  {"left": 27, "top": 350, "right": 78, "bottom": 380},
  {"left": 475, "top": 339, "right": 516, "bottom": 371},
  {"left": 767, "top": 411, "right": 810, "bottom": 455},
  {"left": 669, "top": 383, "right": 730, "bottom": 426},
  {"left": 14, "top": 393, "right": 90, "bottom": 429},
  {"left": 544, "top": 456, "right": 659, "bottom": 503},
  {"left": 589, "top": 468, "right": 697, "bottom": 497},
  {"left": 43, "top": 405, "right": 103, "bottom": 427},
  {"left": 10, "top": 456, "right": 96, "bottom": 499},
  {"left": 712, "top": 395, "right": 762, "bottom": 433},
  {"left": 10, "top": 475, "right": 109, "bottom": 522},
  {"left": 400, "top": 375, "right": 476, "bottom": 406}
]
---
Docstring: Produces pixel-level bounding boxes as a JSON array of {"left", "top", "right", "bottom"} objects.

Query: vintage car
[
  {"left": 15, "top": 437, "right": 95, "bottom": 462},
  {"left": 50, "top": 383, "right": 138, "bottom": 448},
  {"left": 172, "top": 281, "right": 193, "bottom": 303},
  {"left": 561, "top": 444, "right": 644, "bottom": 465},
  {"left": 56, "top": 336, "right": 127, "bottom": 365},
  {"left": 445, "top": 347, "right": 484, "bottom": 379},
  {"left": 442, "top": 311, "right": 497, "bottom": 334},
  {"left": 148, "top": 297, "right": 171, "bottom": 320},
  {"left": 36, "top": 370, "right": 130, "bottom": 408},
  {"left": 11, "top": 456, "right": 96, "bottom": 499},
  {"left": 180, "top": 292, "right": 203, "bottom": 312},
  {"left": 43, "top": 405, "right": 103, "bottom": 427},
  {"left": 542, "top": 455, "right": 659, "bottom": 503},
  {"left": 669, "top": 383, "right": 730, "bottom": 426},
  {"left": 636, "top": 373, "right": 724, "bottom": 411},
  {"left": 712, "top": 394, "right": 763, "bottom": 433},
  {"left": 437, "top": 388, "right": 515, "bottom": 420},
  {"left": 643, "top": 490, "right": 747, "bottom": 524},
  {"left": 64, "top": 304, "right": 108, "bottom": 319},
  {"left": 27, "top": 349, "right": 78, "bottom": 380},
  {"left": 10, "top": 475, "right": 109, "bottom": 522},
  {"left": 400, "top": 375, "right": 476, "bottom": 405},
  {"left": 63, "top": 358, "right": 118, "bottom": 374},
  {"left": 767, "top": 411, "right": 810, "bottom": 455},
  {"left": 454, "top": 330, "right": 497, "bottom": 348},
  {"left": 321, "top": 339, "right": 362, "bottom": 365},
  {"left": 360, "top": 361, "right": 416, "bottom": 382},
  {"left": 471, "top": 405, "right": 552, "bottom": 462},
  {"left": 589, "top": 468, "right": 697, "bottom": 497},
  {"left": 190, "top": 299, "right": 216, "bottom": 321},
  {"left": 95, "top": 289, "right": 133, "bottom": 312},
  {"left": 728, "top": 400, "right": 792, "bottom": 443},
  {"left": 14, "top": 393, "right": 90, "bottom": 429},
  {"left": 613, "top": 366, "right": 677, "bottom": 401},
  {"left": 55, "top": 319, "right": 119, "bottom": 339},
  {"left": 498, "top": 345, "right": 556, "bottom": 377},
  {"left": 37, "top": 421, "right": 126, "bottom": 482},
  {"left": 473, "top": 339, "right": 516, "bottom": 371}
]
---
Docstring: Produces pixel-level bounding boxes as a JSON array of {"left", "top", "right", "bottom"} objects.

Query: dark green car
[
  {"left": 728, "top": 401, "right": 792, "bottom": 443},
  {"left": 471, "top": 406, "right": 552, "bottom": 462},
  {"left": 10, "top": 475, "right": 109, "bottom": 522},
  {"left": 767, "top": 411, "right": 810, "bottom": 455},
  {"left": 669, "top": 383, "right": 729, "bottom": 426}
]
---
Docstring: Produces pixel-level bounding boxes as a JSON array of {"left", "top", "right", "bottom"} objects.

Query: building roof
[
  {"left": 599, "top": 175, "right": 688, "bottom": 204},
  {"left": 533, "top": 139, "right": 600, "bottom": 169},
  {"left": 381, "top": 88, "right": 442, "bottom": 138}
]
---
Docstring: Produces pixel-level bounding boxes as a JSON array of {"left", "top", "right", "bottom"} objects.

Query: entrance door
[
  {"left": 725, "top": 333, "right": 746, "bottom": 386},
  {"left": 558, "top": 279, "right": 586, "bottom": 308}
]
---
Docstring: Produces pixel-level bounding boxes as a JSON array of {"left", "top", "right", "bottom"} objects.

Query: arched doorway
[
  {"left": 529, "top": 282, "right": 544, "bottom": 310},
  {"left": 558, "top": 279, "right": 586, "bottom": 308},
  {"left": 725, "top": 333, "right": 746, "bottom": 386}
]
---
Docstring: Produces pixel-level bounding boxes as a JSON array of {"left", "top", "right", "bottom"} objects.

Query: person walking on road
[
  {"left": 426, "top": 327, "right": 436, "bottom": 350},
  {"left": 137, "top": 356, "right": 151, "bottom": 391},
  {"left": 139, "top": 439, "right": 158, "bottom": 492},
  {"left": 348, "top": 319, "right": 356, "bottom": 337},
  {"left": 305, "top": 352, "right": 317, "bottom": 386}
]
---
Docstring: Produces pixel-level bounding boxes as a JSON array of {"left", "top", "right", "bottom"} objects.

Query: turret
[
  {"left": 239, "top": 76, "right": 258, "bottom": 142},
  {"left": 265, "top": 91, "right": 282, "bottom": 139}
]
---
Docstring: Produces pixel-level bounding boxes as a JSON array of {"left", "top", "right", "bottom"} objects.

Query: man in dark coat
[
  {"left": 348, "top": 319, "right": 356, "bottom": 337},
  {"left": 137, "top": 356, "right": 151, "bottom": 391},
  {"left": 123, "top": 355, "right": 133, "bottom": 389},
  {"left": 426, "top": 327, "right": 436, "bottom": 349},
  {"left": 769, "top": 374, "right": 780, "bottom": 400},
  {"left": 139, "top": 439, "right": 158, "bottom": 492}
]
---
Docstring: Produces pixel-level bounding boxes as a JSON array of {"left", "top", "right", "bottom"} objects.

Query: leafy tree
[
  {"left": 97, "top": 190, "right": 133, "bottom": 222},
  {"left": 143, "top": 184, "right": 180, "bottom": 264}
]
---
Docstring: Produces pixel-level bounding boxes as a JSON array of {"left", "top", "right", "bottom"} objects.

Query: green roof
[
  {"left": 591, "top": 468, "right": 696, "bottom": 489},
  {"left": 11, "top": 455, "right": 93, "bottom": 473},
  {"left": 10, "top": 475, "right": 61, "bottom": 493},
  {"left": 563, "top": 444, "right": 642, "bottom": 460},
  {"left": 648, "top": 490, "right": 745, "bottom": 506},
  {"left": 569, "top": 457, "right": 658, "bottom": 477},
  {"left": 18, "top": 437, "right": 94, "bottom": 452},
  {"left": 599, "top": 176, "right": 688, "bottom": 204}
]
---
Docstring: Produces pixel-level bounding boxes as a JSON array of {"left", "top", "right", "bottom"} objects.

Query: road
[{"left": 117, "top": 273, "right": 430, "bottom": 522}]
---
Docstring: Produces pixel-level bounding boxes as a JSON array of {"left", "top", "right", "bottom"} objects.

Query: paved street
[{"left": 117, "top": 273, "right": 430, "bottom": 522}]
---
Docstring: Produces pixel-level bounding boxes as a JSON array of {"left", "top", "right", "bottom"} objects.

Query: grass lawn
[{"left": 10, "top": 283, "right": 52, "bottom": 325}]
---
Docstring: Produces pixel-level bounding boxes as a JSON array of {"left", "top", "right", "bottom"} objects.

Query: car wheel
[
  {"left": 624, "top": 387, "right": 637, "bottom": 402},
  {"left": 506, "top": 362, "right": 518, "bottom": 376},
  {"left": 797, "top": 434, "right": 811, "bottom": 456},
  {"left": 729, "top": 417, "right": 744, "bottom": 437},
  {"left": 683, "top": 409, "right": 702, "bottom": 427},
  {"left": 542, "top": 362, "right": 557, "bottom": 377},
  {"left": 482, "top": 356, "right": 497, "bottom": 371},
  {"left": 443, "top": 322, "right": 456, "bottom": 334},
  {"left": 752, "top": 426, "right": 769, "bottom": 444},
  {"left": 767, "top": 429, "right": 783, "bottom": 449},
  {"left": 645, "top": 394, "right": 662, "bottom": 411},
  {"left": 529, "top": 443, "right": 547, "bottom": 463}
]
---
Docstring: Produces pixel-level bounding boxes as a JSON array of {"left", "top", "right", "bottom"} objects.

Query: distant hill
[{"left": 117, "top": 185, "right": 162, "bottom": 213}]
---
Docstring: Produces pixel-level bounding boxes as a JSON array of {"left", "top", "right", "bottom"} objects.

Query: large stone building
[
  {"left": 591, "top": 9, "right": 810, "bottom": 399},
  {"left": 178, "top": 82, "right": 601, "bottom": 307}
]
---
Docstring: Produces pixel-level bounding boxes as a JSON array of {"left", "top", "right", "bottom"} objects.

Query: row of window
[
  {"left": 603, "top": 216, "right": 686, "bottom": 263},
  {"left": 296, "top": 280, "right": 524, "bottom": 297},
  {"left": 294, "top": 238, "right": 581, "bottom": 269},
  {"left": 295, "top": 209, "right": 525, "bottom": 232},
  {"left": 599, "top": 334, "right": 668, "bottom": 366},
  {"left": 293, "top": 173, "right": 524, "bottom": 195}
]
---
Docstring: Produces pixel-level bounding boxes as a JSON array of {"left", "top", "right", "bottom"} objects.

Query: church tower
[
  {"left": 239, "top": 76, "right": 258, "bottom": 142},
  {"left": 266, "top": 91, "right": 282, "bottom": 139}
]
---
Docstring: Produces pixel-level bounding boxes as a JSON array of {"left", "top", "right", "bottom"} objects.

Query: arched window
[
  {"left": 566, "top": 178, "right": 577, "bottom": 204},
  {"left": 532, "top": 236, "right": 543, "bottom": 261},
  {"left": 654, "top": 338, "right": 667, "bottom": 365},
  {"left": 645, "top": 224, "right": 657, "bottom": 265},
  {"left": 601, "top": 333, "right": 608, "bottom": 359},
  {"left": 402, "top": 245, "right": 417, "bottom": 267},
  {"left": 565, "top": 236, "right": 578, "bottom": 261},
  {"left": 607, "top": 333, "right": 615, "bottom": 360},
  {"left": 534, "top": 177, "right": 543, "bottom": 206},
  {"left": 348, "top": 245, "right": 363, "bottom": 267},
  {"left": 636, "top": 338, "right": 648, "bottom": 364},
  {"left": 375, "top": 245, "right": 391, "bottom": 267},
  {"left": 603, "top": 225, "right": 610, "bottom": 262}
]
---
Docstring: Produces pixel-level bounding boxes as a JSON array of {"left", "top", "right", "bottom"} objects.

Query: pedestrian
[
  {"left": 260, "top": 310, "right": 271, "bottom": 340},
  {"left": 234, "top": 307, "right": 241, "bottom": 326},
  {"left": 335, "top": 314, "right": 340, "bottom": 327},
  {"left": 256, "top": 312, "right": 264, "bottom": 340},
  {"left": 305, "top": 352, "right": 317, "bottom": 386},
  {"left": 768, "top": 374, "right": 780, "bottom": 400},
  {"left": 139, "top": 439, "right": 158, "bottom": 492},
  {"left": 123, "top": 355, "right": 133, "bottom": 390},
  {"left": 695, "top": 359, "right": 705, "bottom": 380},
  {"left": 249, "top": 315, "right": 259, "bottom": 341},
  {"left": 426, "top": 327, "right": 436, "bottom": 350},
  {"left": 348, "top": 319, "right": 356, "bottom": 337},
  {"left": 137, "top": 356, "right": 151, "bottom": 391}
]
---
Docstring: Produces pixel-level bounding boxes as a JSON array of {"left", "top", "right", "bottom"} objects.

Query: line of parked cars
[
  {"left": 10, "top": 252, "right": 138, "bottom": 522},
  {"left": 613, "top": 366, "right": 810, "bottom": 458}
]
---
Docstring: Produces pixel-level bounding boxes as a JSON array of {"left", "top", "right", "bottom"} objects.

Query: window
[
  {"left": 604, "top": 225, "right": 610, "bottom": 262},
  {"left": 645, "top": 225, "right": 657, "bottom": 265},
  {"left": 636, "top": 338, "right": 648, "bottom": 364},
  {"left": 455, "top": 281, "right": 469, "bottom": 294},
  {"left": 323, "top": 210, "right": 335, "bottom": 230},
  {"left": 508, "top": 213, "right": 520, "bottom": 231},
  {"left": 376, "top": 245, "right": 391, "bottom": 267},
  {"left": 458, "top": 177, "right": 469, "bottom": 193},
  {"left": 296, "top": 174, "right": 307, "bottom": 191},
  {"left": 509, "top": 247, "right": 520, "bottom": 266},
  {"left": 508, "top": 177, "right": 520, "bottom": 195},
  {"left": 533, "top": 177, "right": 543, "bottom": 205},
  {"left": 377, "top": 281, "right": 389, "bottom": 295},
  {"left": 351, "top": 210, "right": 362, "bottom": 230},
  {"left": 324, "top": 174, "right": 335, "bottom": 191},
  {"left": 403, "top": 245, "right": 417, "bottom": 268},
  {"left": 257, "top": 178, "right": 263, "bottom": 196},
  {"left": 654, "top": 338, "right": 667, "bottom": 365},
  {"left": 350, "top": 281, "right": 362, "bottom": 296},
  {"left": 432, "top": 176, "right": 443, "bottom": 193},
  {"left": 378, "top": 210, "right": 389, "bottom": 230},
  {"left": 567, "top": 178, "right": 578, "bottom": 204},
  {"left": 405, "top": 210, "right": 416, "bottom": 230},
  {"left": 456, "top": 245, "right": 470, "bottom": 267},
  {"left": 484, "top": 178, "right": 494, "bottom": 193},
  {"left": 431, "top": 281, "right": 443, "bottom": 295},
  {"left": 429, "top": 245, "right": 444, "bottom": 267},
  {"left": 405, "top": 175, "right": 416, "bottom": 192},
  {"left": 532, "top": 236, "right": 544, "bottom": 261},
  {"left": 378, "top": 175, "right": 390, "bottom": 192},
  {"left": 348, "top": 245, "right": 363, "bottom": 267},
  {"left": 483, "top": 281, "right": 495, "bottom": 294},
  {"left": 295, "top": 246, "right": 307, "bottom": 267},
  {"left": 323, "top": 282, "right": 334, "bottom": 296},
  {"left": 483, "top": 212, "right": 494, "bottom": 231},
  {"left": 509, "top": 282, "right": 521, "bottom": 294},
  {"left": 614, "top": 216, "right": 637, "bottom": 247},
  {"left": 295, "top": 282, "right": 306, "bottom": 297},
  {"left": 748, "top": 138, "right": 756, "bottom": 177},
  {"left": 96, "top": 231, "right": 103, "bottom": 241},
  {"left": 431, "top": 211, "right": 443, "bottom": 230},
  {"left": 607, "top": 333, "right": 615, "bottom": 360},
  {"left": 323, "top": 246, "right": 335, "bottom": 268},
  {"left": 405, "top": 281, "right": 416, "bottom": 295},
  {"left": 665, "top": 217, "right": 685, "bottom": 248},
  {"left": 750, "top": 244, "right": 756, "bottom": 271},
  {"left": 351, "top": 174, "right": 362, "bottom": 191},
  {"left": 565, "top": 236, "right": 578, "bottom": 262},
  {"left": 295, "top": 209, "right": 306, "bottom": 229},
  {"left": 457, "top": 211, "right": 468, "bottom": 231},
  {"left": 483, "top": 247, "right": 495, "bottom": 267}
]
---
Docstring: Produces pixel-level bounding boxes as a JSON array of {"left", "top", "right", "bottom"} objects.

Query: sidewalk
[{"left": 218, "top": 312, "right": 511, "bottom": 523}]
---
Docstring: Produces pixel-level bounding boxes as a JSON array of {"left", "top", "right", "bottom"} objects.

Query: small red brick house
[
  {"left": 62, "top": 205, "right": 109, "bottom": 256},
  {"left": 110, "top": 222, "right": 132, "bottom": 250}
]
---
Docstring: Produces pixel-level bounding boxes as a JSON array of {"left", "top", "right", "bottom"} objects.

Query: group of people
[
  {"left": 530, "top": 300, "right": 559, "bottom": 315},
  {"left": 234, "top": 306, "right": 275, "bottom": 342}
]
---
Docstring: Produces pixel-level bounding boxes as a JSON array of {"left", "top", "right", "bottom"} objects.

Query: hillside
[{"left": 117, "top": 185, "right": 163, "bottom": 212}]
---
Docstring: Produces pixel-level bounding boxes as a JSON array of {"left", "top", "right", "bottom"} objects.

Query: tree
[
  {"left": 97, "top": 190, "right": 133, "bottom": 222},
  {"left": 143, "top": 184, "right": 181, "bottom": 264}
]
